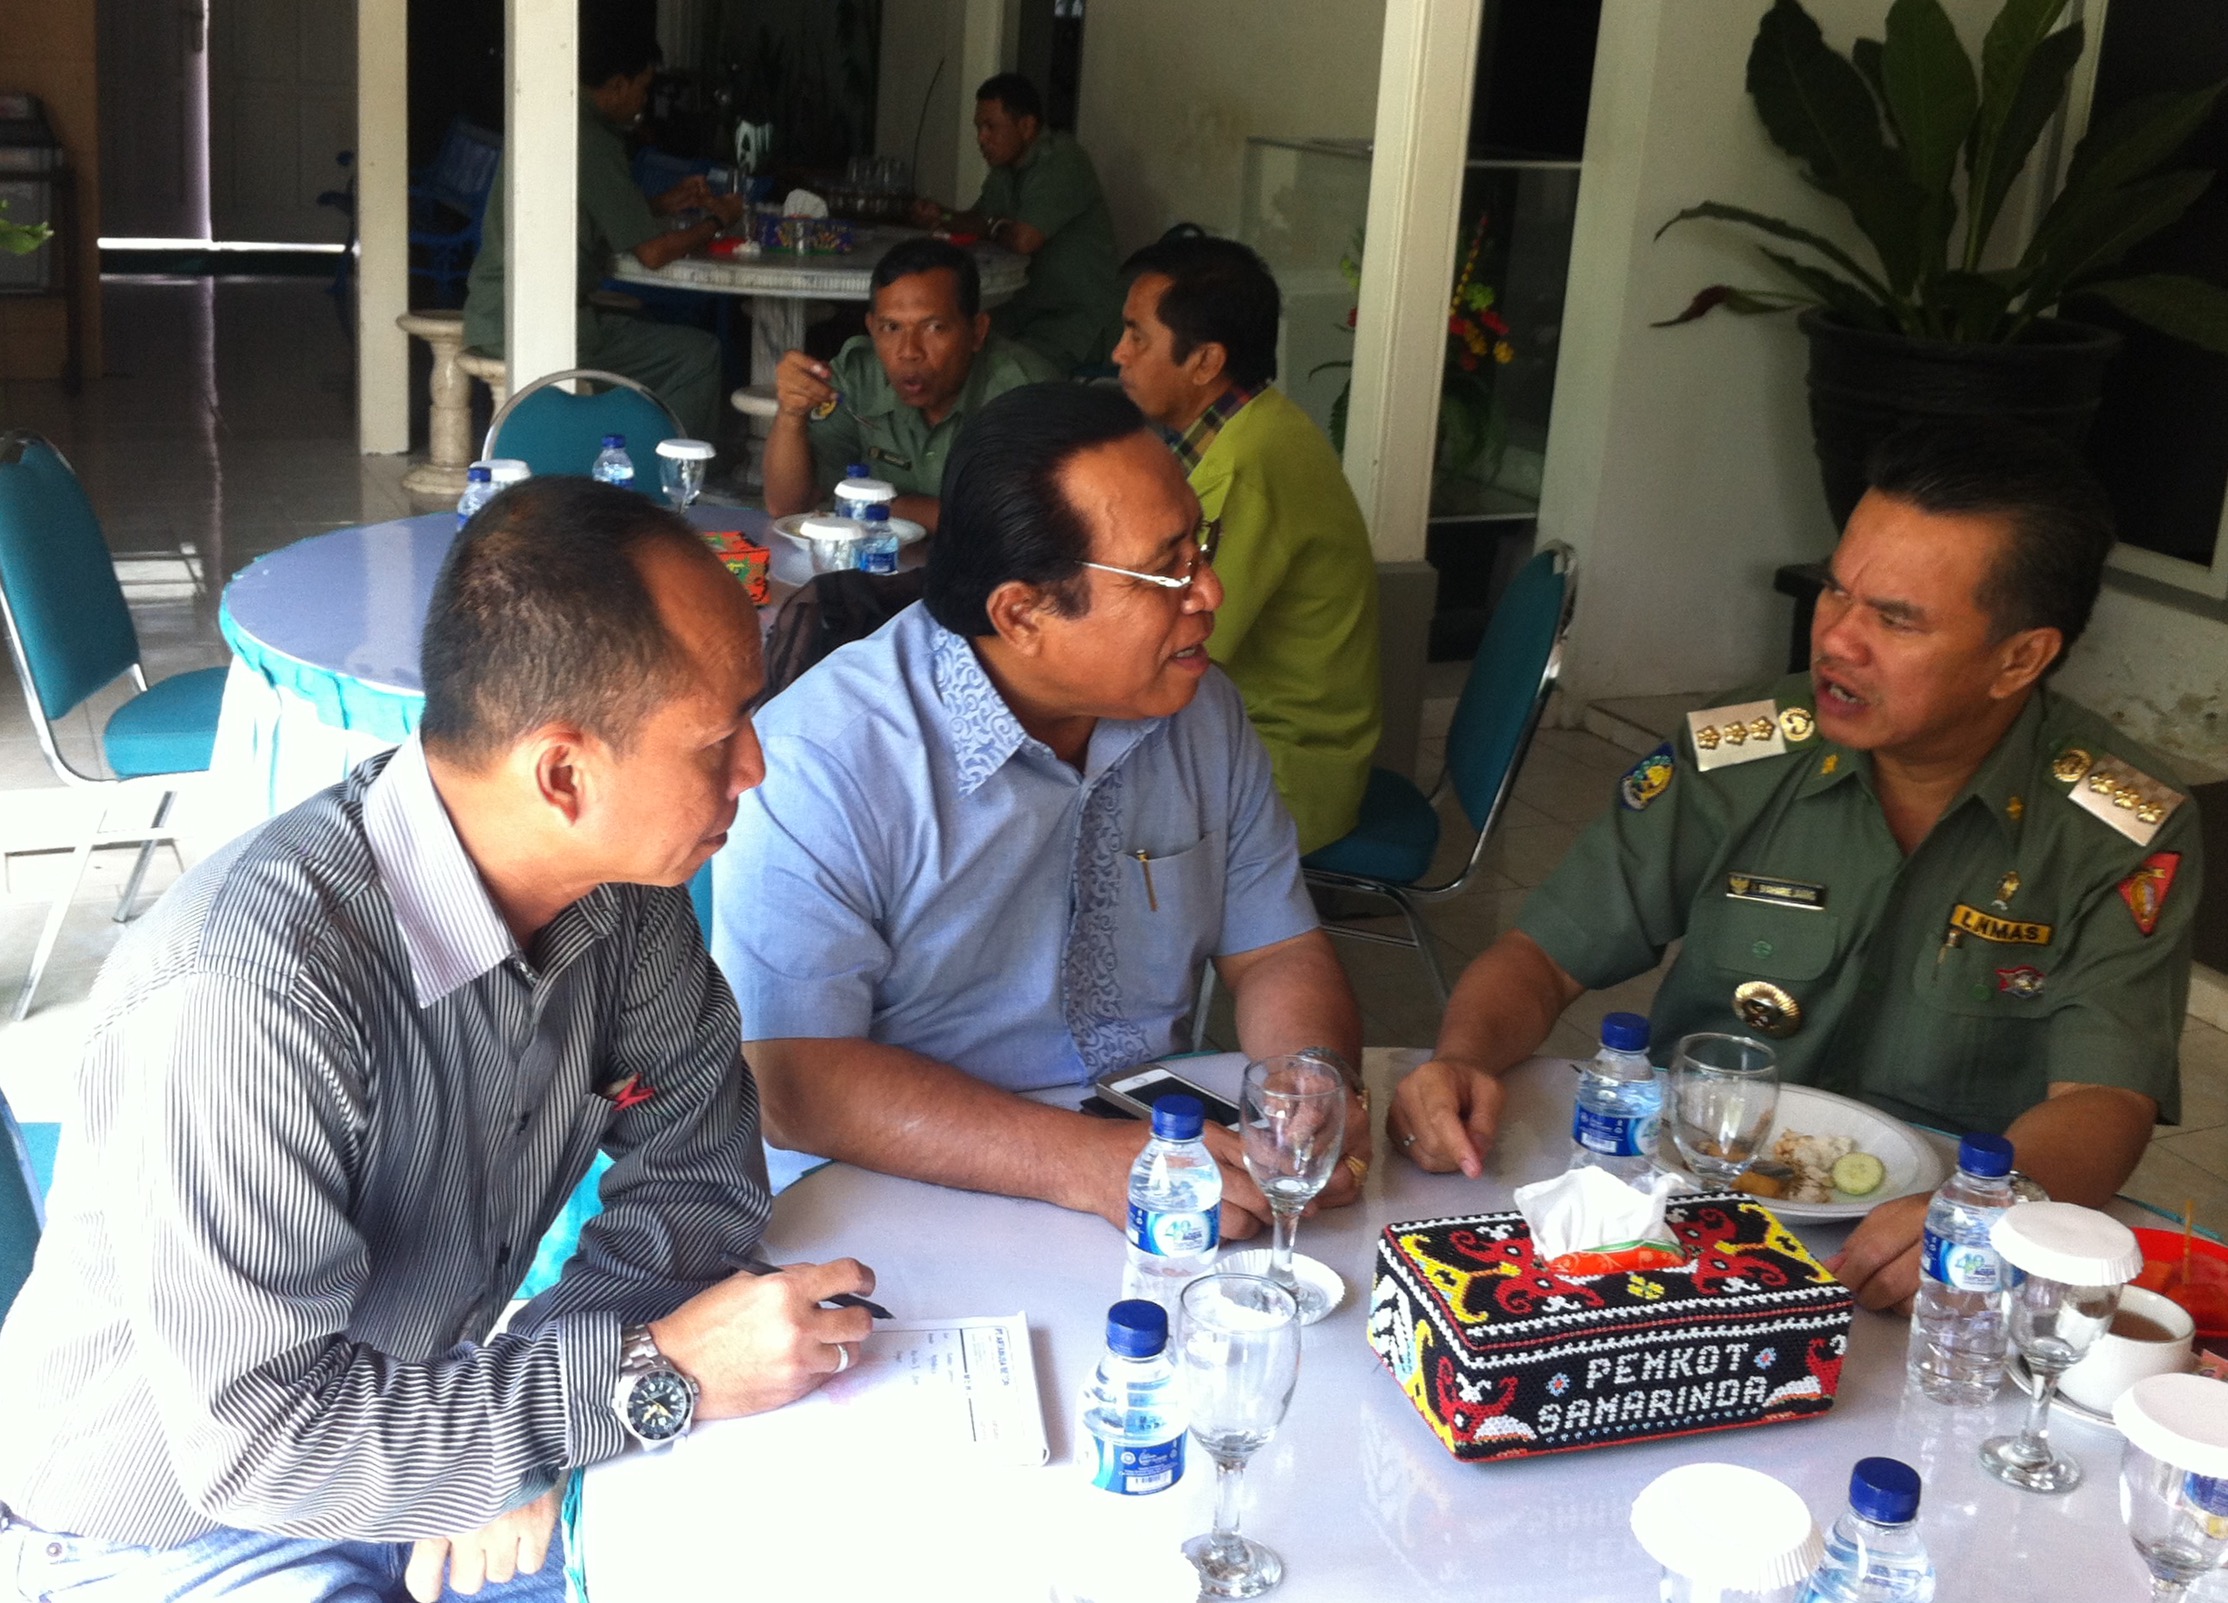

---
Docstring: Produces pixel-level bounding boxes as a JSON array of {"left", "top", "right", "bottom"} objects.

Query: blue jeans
[{"left": 0, "top": 1511, "right": 567, "bottom": 1603}]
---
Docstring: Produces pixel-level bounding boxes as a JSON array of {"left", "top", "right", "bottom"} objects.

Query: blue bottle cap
[
  {"left": 1151, "top": 1095, "right": 1205, "bottom": 1141},
  {"left": 1957, "top": 1132, "right": 2015, "bottom": 1178},
  {"left": 847, "top": 461, "right": 869, "bottom": 478},
  {"left": 1600, "top": 1012, "right": 1650, "bottom": 1052},
  {"left": 1848, "top": 1456, "right": 1921, "bottom": 1524},
  {"left": 602, "top": 433, "right": 625, "bottom": 449},
  {"left": 467, "top": 464, "right": 491, "bottom": 481},
  {"left": 1106, "top": 1299, "right": 1168, "bottom": 1358}
]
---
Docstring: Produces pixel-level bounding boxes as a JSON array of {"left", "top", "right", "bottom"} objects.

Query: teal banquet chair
[
  {"left": 1301, "top": 544, "right": 1576, "bottom": 1002},
  {"left": 1, "top": 1087, "right": 45, "bottom": 1324},
  {"left": 0, "top": 433, "right": 226, "bottom": 1019},
  {"left": 482, "top": 368, "right": 683, "bottom": 477}
]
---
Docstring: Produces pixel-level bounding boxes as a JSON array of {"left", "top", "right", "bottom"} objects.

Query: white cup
[{"left": 2060, "top": 1284, "right": 2195, "bottom": 1414}]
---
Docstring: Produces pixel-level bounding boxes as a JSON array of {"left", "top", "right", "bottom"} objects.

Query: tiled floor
[{"left": 2, "top": 275, "right": 2224, "bottom": 1229}]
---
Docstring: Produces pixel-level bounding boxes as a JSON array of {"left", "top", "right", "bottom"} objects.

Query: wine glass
[
  {"left": 655, "top": 438, "right": 714, "bottom": 510},
  {"left": 1179, "top": 1274, "right": 1302, "bottom": 1599},
  {"left": 1667, "top": 1032, "right": 1778, "bottom": 1188},
  {"left": 1239, "top": 1053, "right": 1347, "bottom": 1323},
  {"left": 1982, "top": 1268, "right": 2120, "bottom": 1493},
  {"left": 2122, "top": 1444, "right": 2228, "bottom": 1599}
]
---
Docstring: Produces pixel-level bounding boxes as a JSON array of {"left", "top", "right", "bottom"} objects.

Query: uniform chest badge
[
  {"left": 869, "top": 445, "right": 914, "bottom": 470},
  {"left": 1620, "top": 743, "right": 1675, "bottom": 811},
  {"left": 2119, "top": 851, "right": 2182, "bottom": 937},
  {"left": 1949, "top": 904, "right": 2052, "bottom": 945},
  {"left": 1995, "top": 965, "right": 2046, "bottom": 999},
  {"left": 1733, "top": 980, "right": 1803, "bottom": 1036}
]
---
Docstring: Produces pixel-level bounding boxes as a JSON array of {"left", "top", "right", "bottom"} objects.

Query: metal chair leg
[
  {"left": 1392, "top": 890, "right": 1450, "bottom": 1005},
  {"left": 114, "top": 792, "right": 174, "bottom": 923},
  {"left": 16, "top": 834, "right": 97, "bottom": 1022}
]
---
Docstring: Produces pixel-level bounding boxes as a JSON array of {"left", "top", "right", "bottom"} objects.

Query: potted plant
[{"left": 1659, "top": 0, "right": 2228, "bottom": 527}]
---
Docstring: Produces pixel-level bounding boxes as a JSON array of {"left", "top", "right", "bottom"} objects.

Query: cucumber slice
[{"left": 1831, "top": 1151, "right": 1886, "bottom": 1196}]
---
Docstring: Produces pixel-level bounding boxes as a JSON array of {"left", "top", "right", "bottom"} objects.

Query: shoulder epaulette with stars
[
  {"left": 1686, "top": 699, "right": 1819, "bottom": 773},
  {"left": 2049, "top": 744, "right": 2187, "bottom": 848}
]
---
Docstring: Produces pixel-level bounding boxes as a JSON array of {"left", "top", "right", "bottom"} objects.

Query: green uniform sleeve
[
  {"left": 1009, "top": 138, "right": 1101, "bottom": 239},
  {"left": 1516, "top": 738, "right": 1722, "bottom": 989},
  {"left": 1197, "top": 458, "right": 1288, "bottom": 667},
  {"left": 805, "top": 341, "right": 877, "bottom": 494}
]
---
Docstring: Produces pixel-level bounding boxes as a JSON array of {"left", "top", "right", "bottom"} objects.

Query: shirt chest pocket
[
  {"left": 1112, "top": 832, "right": 1226, "bottom": 1020},
  {"left": 1699, "top": 902, "right": 1841, "bottom": 982},
  {"left": 1909, "top": 916, "right": 2058, "bottom": 1018}
]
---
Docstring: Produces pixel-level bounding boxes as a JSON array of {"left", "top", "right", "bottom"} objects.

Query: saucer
[
  {"left": 1215, "top": 1249, "right": 1345, "bottom": 1325},
  {"left": 2008, "top": 1353, "right": 2119, "bottom": 1431}
]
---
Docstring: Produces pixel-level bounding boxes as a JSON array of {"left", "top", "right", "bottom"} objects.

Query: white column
[
  {"left": 355, "top": 0, "right": 410, "bottom": 454},
  {"left": 1341, "top": 0, "right": 1484, "bottom": 563},
  {"left": 505, "top": 0, "right": 578, "bottom": 389},
  {"left": 951, "top": 0, "right": 1009, "bottom": 206}
]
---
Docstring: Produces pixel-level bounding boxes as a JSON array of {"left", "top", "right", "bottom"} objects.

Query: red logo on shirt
[
  {"left": 2118, "top": 852, "right": 2181, "bottom": 937},
  {"left": 601, "top": 1073, "right": 656, "bottom": 1111}
]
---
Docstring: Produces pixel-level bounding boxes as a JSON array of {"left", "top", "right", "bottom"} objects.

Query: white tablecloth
[{"left": 578, "top": 1050, "right": 2167, "bottom": 1602}]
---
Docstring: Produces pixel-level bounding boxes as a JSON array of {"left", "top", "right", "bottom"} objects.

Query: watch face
[{"left": 627, "top": 1371, "right": 694, "bottom": 1442}]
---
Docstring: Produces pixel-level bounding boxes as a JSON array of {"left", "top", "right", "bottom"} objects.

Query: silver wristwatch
[{"left": 612, "top": 1323, "right": 698, "bottom": 1448}]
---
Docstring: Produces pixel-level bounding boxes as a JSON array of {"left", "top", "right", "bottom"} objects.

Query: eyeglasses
[{"left": 1078, "top": 519, "right": 1221, "bottom": 591}]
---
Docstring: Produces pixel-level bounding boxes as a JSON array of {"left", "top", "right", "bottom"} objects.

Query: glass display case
[{"left": 1239, "top": 136, "right": 1581, "bottom": 522}]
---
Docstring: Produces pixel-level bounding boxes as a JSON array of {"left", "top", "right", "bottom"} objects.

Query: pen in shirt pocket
[
  {"left": 1134, "top": 851, "right": 1158, "bottom": 913},
  {"left": 737, "top": 1255, "right": 893, "bottom": 1321}
]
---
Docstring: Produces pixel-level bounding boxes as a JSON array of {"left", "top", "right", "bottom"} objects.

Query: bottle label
[
  {"left": 1090, "top": 1431, "right": 1183, "bottom": 1495},
  {"left": 1572, "top": 1102, "right": 1658, "bottom": 1159},
  {"left": 1921, "top": 1227, "right": 2002, "bottom": 1292},
  {"left": 1127, "top": 1202, "right": 1219, "bottom": 1257},
  {"left": 2186, "top": 1472, "right": 2228, "bottom": 1517}
]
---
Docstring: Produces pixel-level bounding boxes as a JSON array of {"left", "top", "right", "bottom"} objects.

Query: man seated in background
[
  {"left": 763, "top": 238, "right": 1059, "bottom": 532},
  {"left": 712, "top": 385, "right": 1370, "bottom": 1229},
  {"left": 463, "top": 0, "right": 740, "bottom": 439},
  {"left": 0, "top": 480, "right": 873, "bottom": 1601},
  {"left": 911, "top": 73, "right": 1121, "bottom": 373},
  {"left": 1116, "top": 236, "right": 1382, "bottom": 855},
  {"left": 1388, "top": 419, "right": 2199, "bottom": 1316}
]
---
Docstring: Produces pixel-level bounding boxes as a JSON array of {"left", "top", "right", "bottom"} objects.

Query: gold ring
[{"left": 1344, "top": 1154, "right": 1369, "bottom": 1187}]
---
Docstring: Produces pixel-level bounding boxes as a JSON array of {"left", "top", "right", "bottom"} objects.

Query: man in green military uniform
[
  {"left": 1389, "top": 420, "right": 2201, "bottom": 1315},
  {"left": 1114, "top": 236, "right": 1382, "bottom": 854},
  {"left": 462, "top": 4, "right": 739, "bottom": 440},
  {"left": 764, "top": 238, "right": 1059, "bottom": 532},
  {"left": 910, "top": 74, "right": 1121, "bottom": 373}
]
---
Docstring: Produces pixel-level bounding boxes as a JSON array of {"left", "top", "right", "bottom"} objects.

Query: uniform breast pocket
[
  {"left": 1701, "top": 902, "right": 1841, "bottom": 982},
  {"left": 1111, "top": 832, "right": 1226, "bottom": 1021},
  {"left": 1909, "top": 924, "right": 2056, "bottom": 1018}
]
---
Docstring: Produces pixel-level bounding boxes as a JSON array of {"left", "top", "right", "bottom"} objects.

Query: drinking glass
[
  {"left": 2122, "top": 1441, "right": 2228, "bottom": 1599},
  {"left": 1668, "top": 1033, "right": 1778, "bottom": 1187},
  {"left": 1239, "top": 1053, "right": 1346, "bottom": 1322},
  {"left": 1981, "top": 1270, "right": 2120, "bottom": 1493},
  {"left": 655, "top": 439, "right": 712, "bottom": 510},
  {"left": 1179, "top": 1274, "right": 1302, "bottom": 1598}
]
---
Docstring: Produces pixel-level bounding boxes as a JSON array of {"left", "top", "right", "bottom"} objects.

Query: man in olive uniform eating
[{"left": 1389, "top": 419, "right": 2200, "bottom": 1314}]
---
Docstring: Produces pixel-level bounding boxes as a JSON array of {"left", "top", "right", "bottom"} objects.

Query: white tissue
[
  {"left": 781, "top": 188, "right": 830, "bottom": 218},
  {"left": 1513, "top": 1165, "right": 1681, "bottom": 1261}
]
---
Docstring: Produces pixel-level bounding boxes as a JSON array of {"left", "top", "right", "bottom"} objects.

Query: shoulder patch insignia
[
  {"left": 1687, "top": 700, "right": 1790, "bottom": 772},
  {"left": 2064, "top": 752, "right": 2186, "bottom": 847},
  {"left": 1620, "top": 743, "right": 1676, "bottom": 811},
  {"left": 2119, "top": 851, "right": 2182, "bottom": 936}
]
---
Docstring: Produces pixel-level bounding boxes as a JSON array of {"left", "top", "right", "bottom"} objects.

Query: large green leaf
[
  {"left": 1657, "top": 200, "right": 1897, "bottom": 308},
  {"left": 1851, "top": 38, "right": 1888, "bottom": 107},
  {"left": 2058, "top": 84, "right": 2228, "bottom": 215},
  {"left": 1881, "top": 0, "right": 1977, "bottom": 199},
  {"left": 1965, "top": 7, "right": 2082, "bottom": 269},
  {"left": 1746, "top": 0, "right": 1927, "bottom": 292},
  {"left": 2071, "top": 274, "right": 2228, "bottom": 354},
  {"left": 2018, "top": 169, "right": 2214, "bottom": 315},
  {"left": 1928, "top": 269, "right": 2016, "bottom": 340},
  {"left": 1652, "top": 285, "right": 1812, "bottom": 327},
  {"left": 1758, "top": 247, "right": 1901, "bottom": 329}
]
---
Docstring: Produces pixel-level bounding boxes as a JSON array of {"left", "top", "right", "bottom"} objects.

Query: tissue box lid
[{"left": 1377, "top": 1193, "right": 1849, "bottom": 1360}]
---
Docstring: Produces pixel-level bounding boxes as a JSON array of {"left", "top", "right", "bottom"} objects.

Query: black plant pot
[{"left": 1799, "top": 308, "right": 2122, "bottom": 529}]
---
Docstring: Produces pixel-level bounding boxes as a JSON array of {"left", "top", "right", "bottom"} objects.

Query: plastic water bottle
[
  {"left": 1079, "top": 1299, "right": 1186, "bottom": 1497},
  {"left": 1797, "top": 1457, "right": 1935, "bottom": 1602},
  {"left": 1122, "top": 1095, "right": 1221, "bottom": 1309},
  {"left": 591, "top": 434, "right": 635, "bottom": 489},
  {"left": 1907, "top": 1132, "right": 2017, "bottom": 1405},
  {"left": 1569, "top": 1011, "right": 1662, "bottom": 1182},
  {"left": 455, "top": 462, "right": 496, "bottom": 529}
]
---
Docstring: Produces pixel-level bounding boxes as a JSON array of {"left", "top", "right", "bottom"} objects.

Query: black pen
[{"left": 738, "top": 1256, "right": 892, "bottom": 1321}]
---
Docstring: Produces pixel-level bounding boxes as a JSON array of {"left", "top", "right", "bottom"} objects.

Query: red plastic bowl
[{"left": 2132, "top": 1226, "right": 2228, "bottom": 1339}]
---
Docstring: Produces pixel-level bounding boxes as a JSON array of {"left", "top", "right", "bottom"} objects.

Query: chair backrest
[
  {"left": 422, "top": 119, "right": 503, "bottom": 221},
  {"left": 0, "top": 433, "right": 139, "bottom": 726},
  {"left": 1446, "top": 544, "right": 1576, "bottom": 839},
  {"left": 0, "top": 1089, "right": 43, "bottom": 1326},
  {"left": 483, "top": 369, "right": 685, "bottom": 477}
]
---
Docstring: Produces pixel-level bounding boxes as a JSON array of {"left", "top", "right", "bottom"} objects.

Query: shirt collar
[
  {"left": 1165, "top": 383, "right": 1260, "bottom": 473},
  {"left": 1794, "top": 690, "right": 2046, "bottom": 843},
  {"left": 927, "top": 616, "right": 1162, "bottom": 794},
  {"left": 363, "top": 736, "right": 521, "bottom": 1006}
]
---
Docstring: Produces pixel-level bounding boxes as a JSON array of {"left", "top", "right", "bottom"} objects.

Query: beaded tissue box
[{"left": 1367, "top": 1192, "right": 1853, "bottom": 1461}]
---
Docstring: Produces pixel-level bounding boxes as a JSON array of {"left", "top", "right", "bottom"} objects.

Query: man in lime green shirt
[
  {"left": 911, "top": 74, "right": 1121, "bottom": 373},
  {"left": 763, "top": 238, "right": 1059, "bottom": 531},
  {"left": 1114, "top": 237, "right": 1382, "bottom": 855},
  {"left": 462, "top": 10, "right": 739, "bottom": 439},
  {"left": 1388, "top": 420, "right": 2198, "bottom": 1318}
]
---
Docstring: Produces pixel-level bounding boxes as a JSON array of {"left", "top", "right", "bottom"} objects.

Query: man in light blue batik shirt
[{"left": 712, "top": 385, "right": 1368, "bottom": 1238}]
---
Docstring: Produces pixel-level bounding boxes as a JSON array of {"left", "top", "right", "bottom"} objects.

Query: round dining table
[
  {"left": 194, "top": 503, "right": 803, "bottom": 851},
  {"left": 606, "top": 227, "right": 1030, "bottom": 385},
  {"left": 575, "top": 1050, "right": 2171, "bottom": 1603}
]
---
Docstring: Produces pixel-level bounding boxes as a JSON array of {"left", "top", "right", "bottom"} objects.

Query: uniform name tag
[
  {"left": 1949, "top": 904, "right": 2052, "bottom": 946},
  {"left": 1725, "top": 872, "right": 1826, "bottom": 910},
  {"left": 868, "top": 445, "right": 913, "bottom": 470}
]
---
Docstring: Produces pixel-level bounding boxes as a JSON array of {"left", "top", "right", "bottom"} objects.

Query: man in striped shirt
[{"left": 0, "top": 481, "right": 874, "bottom": 1600}]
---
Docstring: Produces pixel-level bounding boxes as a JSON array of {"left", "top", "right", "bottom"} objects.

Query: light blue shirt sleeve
[
  {"left": 1208, "top": 678, "right": 1319, "bottom": 958},
  {"left": 713, "top": 730, "right": 891, "bottom": 1043}
]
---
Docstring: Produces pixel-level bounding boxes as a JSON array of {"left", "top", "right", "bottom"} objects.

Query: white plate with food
[
  {"left": 1655, "top": 1083, "right": 1946, "bottom": 1222},
  {"left": 767, "top": 513, "right": 928, "bottom": 548}
]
